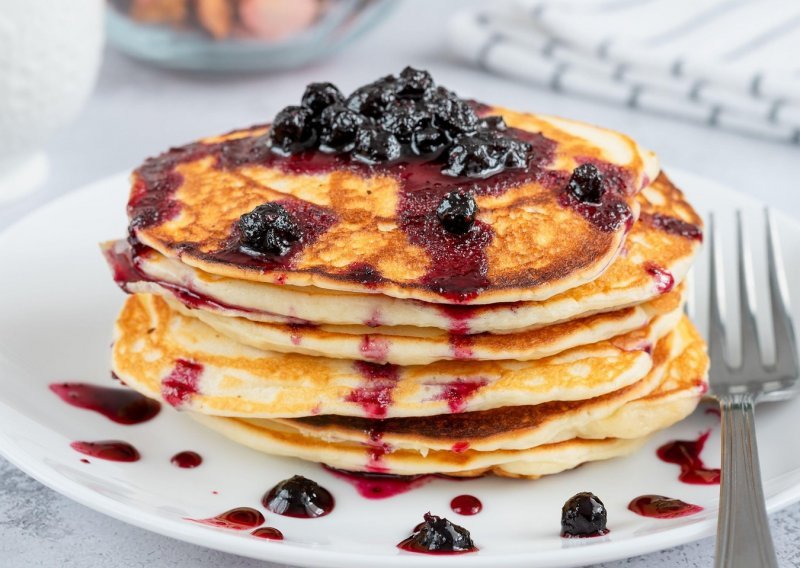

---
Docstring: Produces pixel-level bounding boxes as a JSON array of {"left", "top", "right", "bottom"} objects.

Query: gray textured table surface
[{"left": 1, "top": 1, "right": 799, "bottom": 566}]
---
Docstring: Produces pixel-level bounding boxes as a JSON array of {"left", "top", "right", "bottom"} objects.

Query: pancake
[
  {"left": 181, "top": 318, "right": 705, "bottom": 477},
  {"left": 128, "top": 107, "right": 659, "bottom": 305},
  {"left": 111, "top": 293, "right": 680, "bottom": 419},
  {"left": 104, "top": 171, "right": 701, "bottom": 333},
  {"left": 159, "top": 286, "right": 683, "bottom": 365},
  {"left": 272, "top": 316, "right": 706, "bottom": 452},
  {"left": 190, "top": 411, "right": 649, "bottom": 478}
]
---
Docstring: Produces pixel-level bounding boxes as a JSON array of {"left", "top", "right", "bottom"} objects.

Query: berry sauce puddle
[
  {"left": 657, "top": 430, "right": 721, "bottom": 485},
  {"left": 49, "top": 383, "right": 160, "bottom": 425}
]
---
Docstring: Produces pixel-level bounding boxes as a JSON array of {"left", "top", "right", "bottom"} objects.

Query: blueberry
[
  {"left": 443, "top": 138, "right": 496, "bottom": 178},
  {"left": 477, "top": 115, "right": 507, "bottom": 131},
  {"left": 301, "top": 82, "right": 344, "bottom": 116},
  {"left": 269, "top": 105, "right": 317, "bottom": 155},
  {"left": 379, "top": 100, "right": 431, "bottom": 143},
  {"left": 443, "top": 132, "right": 529, "bottom": 178},
  {"left": 353, "top": 124, "right": 402, "bottom": 164},
  {"left": 361, "top": 85, "right": 398, "bottom": 118},
  {"left": 396, "top": 66, "right": 434, "bottom": 99},
  {"left": 436, "top": 189, "right": 478, "bottom": 234},
  {"left": 238, "top": 202, "right": 301, "bottom": 256},
  {"left": 567, "top": 163, "right": 604, "bottom": 203},
  {"left": 399, "top": 513, "right": 475, "bottom": 553},
  {"left": 318, "top": 104, "right": 366, "bottom": 152},
  {"left": 262, "top": 475, "right": 335, "bottom": 518},
  {"left": 346, "top": 76, "right": 398, "bottom": 117},
  {"left": 428, "top": 89, "right": 478, "bottom": 134},
  {"left": 588, "top": 199, "right": 632, "bottom": 233},
  {"left": 503, "top": 137, "right": 531, "bottom": 169},
  {"left": 411, "top": 126, "right": 449, "bottom": 157},
  {"left": 561, "top": 492, "right": 608, "bottom": 537}
]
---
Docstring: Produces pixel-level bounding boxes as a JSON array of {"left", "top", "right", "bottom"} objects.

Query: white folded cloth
[{"left": 447, "top": 0, "right": 800, "bottom": 143}]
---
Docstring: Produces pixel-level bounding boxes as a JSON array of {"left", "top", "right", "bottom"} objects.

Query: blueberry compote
[
  {"left": 561, "top": 492, "right": 609, "bottom": 538},
  {"left": 397, "top": 513, "right": 477, "bottom": 555},
  {"left": 129, "top": 68, "right": 636, "bottom": 301},
  {"left": 171, "top": 451, "right": 203, "bottom": 469},
  {"left": 560, "top": 161, "right": 634, "bottom": 233},
  {"left": 70, "top": 441, "right": 140, "bottom": 462},
  {"left": 436, "top": 189, "right": 478, "bottom": 235},
  {"left": 262, "top": 475, "right": 335, "bottom": 518},
  {"left": 450, "top": 494, "right": 482, "bottom": 516},
  {"left": 286, "top": 67, "right": 535, "bottom": 178},
  {"left": 628, "top": 495, "right": 703, "bottom": 519},
  {"left": 160, "top": 359, "right": 204, "bottom": 408},
  {"left": 238, "top": 202, "right": 302, "bottom": 256},
  {"left": 192, "top": 507, "right": 265, "bottom": 530},
  {"left": 324, "top": 467, "right": 434, "bottom": 499},
  {"left": 657, "top": 431, "right": 720, "bottom": 485},
  {"left": 644, "top": 212, "right": 703, "bottom": 242},
  {"left": 49, "top": 383, "right": 160, "bottom": 425},
  {"left": 345, "top": 361, "right": 400, "bottom": 419},
  {"left": 251, "top": 527, "right": 284, "bottom": 540}
]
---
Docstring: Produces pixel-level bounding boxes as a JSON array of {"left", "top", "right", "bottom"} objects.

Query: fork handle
[{"left": 715, "top": 393, "right": 778, "bottom": 568}]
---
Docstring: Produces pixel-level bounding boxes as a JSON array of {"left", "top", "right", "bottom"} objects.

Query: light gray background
[{"left": 1, "top": 1, "right": 799, "bottom": 566}]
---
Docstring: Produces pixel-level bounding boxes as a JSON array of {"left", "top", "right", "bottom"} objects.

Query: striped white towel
[{"left": 447, "top": 0, "right": 800, "bottom": 144}]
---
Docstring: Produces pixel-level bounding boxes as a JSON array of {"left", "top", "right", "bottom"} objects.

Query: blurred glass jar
[{"left": 106, "top": 0, "right": 392, "bottom": 71}]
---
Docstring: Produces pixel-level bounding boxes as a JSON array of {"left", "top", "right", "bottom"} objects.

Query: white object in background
[
  {"left": 448, "top": 0, "right": 800, "bottom": 144},
  {"left": 0, "top": 0, "right": 104, "bottom": 203}
]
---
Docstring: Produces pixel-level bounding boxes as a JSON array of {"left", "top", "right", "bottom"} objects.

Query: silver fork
[{"left": 707, "top": 210, "right": 799, "bottom": 568}]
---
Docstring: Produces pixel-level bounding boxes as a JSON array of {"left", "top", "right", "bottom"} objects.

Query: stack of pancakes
[{"left": 104, "top": 105, "right": 708, "bottom": 479}]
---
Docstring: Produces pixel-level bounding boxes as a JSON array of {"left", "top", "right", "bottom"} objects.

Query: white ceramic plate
[{"left": 0, "top": 168, "right": 798, "bottom": 568}]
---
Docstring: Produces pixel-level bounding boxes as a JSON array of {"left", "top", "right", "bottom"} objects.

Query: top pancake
[
  {"left": 129, "top": 107, "right": 659, "bottom": 304},
  {"left": 108, "top": 170, "right": 700, "bottom": 333}
]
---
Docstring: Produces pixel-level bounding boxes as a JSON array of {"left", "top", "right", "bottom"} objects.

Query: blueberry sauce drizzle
[
  {"left": 49, "top": 383, "right": 161, "bottom": 425},
  {"left": 323, "top": 466, "right": 478, "bottom": 500},
  {"left": 251, "top": 527, "right": 284, "bottom": 540},
  {"left": 657, "top": 431, "right": 721, "bottom": 485},
  {"left": 171, "top": 451, "right": 203, "bottom": 468},
  {"left": 643, "top": 212, "right": 703, "bottom": 242},
  {"left": 644, "top": 262, "right": 675, "bottom": 294},
  {"left": 448, "top": 334, "right": 474, "bottom": 359},
  {"left": 437, "top": 304, "right": 476, "bottom": 334},
  {"left": 558, "top": 157, "right": 636, "bottom": 233},
  {"left": 161, "top": 359, "right": 204, "bottom": 408},
  {"left": 343, "top": 262, "right": 385, "bottom": 289},
  {"left": 70, "top": 440, "right": 140, "bottom": 462},
  {"left": 359, "top": 335, "right": 390, "bottom": 362},
  {"left": 628, "top": 495, "right": 703, "bottom": 518},
  {"left": 345, "top": 361, "right": 400, "bottom": 418},
  {"left": 325, "top": 467, "right": 435, "bottom": 499},
  {"left": 364, "top": 426, "right": 392, "bottom": 472},
  {"left": 190, "top": 507, "right": 265, "bottom": 530},
  {"left": 450, "top": 494, "right": 482, "bottom": 516},
  {"left": 104, "top": 242, "right": 306, "bottom": 323},
  {"left": 434, "top": 379, "right": 488, "bottom": 413}
]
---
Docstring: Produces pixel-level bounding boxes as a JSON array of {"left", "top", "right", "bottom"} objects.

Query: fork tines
[{"left": 707, "top": 209, "right": 799, "bottom": 395}]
